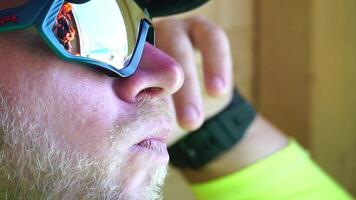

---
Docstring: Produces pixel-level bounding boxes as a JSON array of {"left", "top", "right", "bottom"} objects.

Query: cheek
[
  {"left": 42, "top": 67, "right": 128, "bottom": 156},
  {"left": 3, "top": 59, "right": 129, "bottom": 157},
  {"left": 50, "top": 99, "right": 114, "bottom": 155},
  {"left": 0, "top": 31, "right": 132, "bottom": 156}
]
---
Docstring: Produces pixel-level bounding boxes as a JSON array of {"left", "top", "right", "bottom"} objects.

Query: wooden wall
[
  {"left": 310, "top": 0, "right": 356, "bottom": 195},
  {"left": 255, "top": 0, "right": 356, "bottom": 195},
  {"left": 254, "top": 0, "right": 312, "bottom": 148},
  {"left": 163, "top": 0, "right": 356, "bottom": 199}
]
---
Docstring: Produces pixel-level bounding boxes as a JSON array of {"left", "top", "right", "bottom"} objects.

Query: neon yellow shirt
[{"left": 192, "top": 141, "right": 354, "bottom": 200}]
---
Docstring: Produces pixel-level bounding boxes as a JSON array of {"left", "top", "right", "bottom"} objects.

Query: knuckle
[
  {"left": 186, "top": 15, "right": 208, "bottom": 23},
  {"left": 189, "top": 17, "right": 229, "bottom": 45},
  {"left": 154, "top": 18, "right": 183, "bottom": 31},
  {"left": 208, "top": 25, "right": 229, "bottom": 44}
]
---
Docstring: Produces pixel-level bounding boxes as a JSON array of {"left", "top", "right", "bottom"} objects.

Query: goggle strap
[{"left": 0, "top": 1, "right": 48, "bottom": 32}]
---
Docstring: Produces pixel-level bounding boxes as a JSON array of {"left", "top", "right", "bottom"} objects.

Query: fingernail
[
  {"left": 182, "top": 105, "right": 199, "bottom": 122},
  {"left": 212, "top": 76, "right": 225, "bottom": 92}
]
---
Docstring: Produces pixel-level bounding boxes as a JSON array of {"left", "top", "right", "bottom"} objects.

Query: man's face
[{"left": 0, "top": 27, "right": 183, "bottom": 199}]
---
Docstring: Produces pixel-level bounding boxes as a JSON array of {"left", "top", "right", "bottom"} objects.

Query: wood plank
[
  {"left": 255, "top": 0, "right": 311, "bottom": 147},
  {"left": 310, "top": 0, "right": 356, "bottom": 195}
]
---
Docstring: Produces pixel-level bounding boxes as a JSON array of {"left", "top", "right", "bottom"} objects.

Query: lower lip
[{"left": 131, "top": 139, "right": 169, "bottom": 165}]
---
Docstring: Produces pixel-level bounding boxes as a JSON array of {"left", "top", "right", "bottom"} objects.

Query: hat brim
[{"left": 134, "top": 0, "right": 209, "bottom": 17}]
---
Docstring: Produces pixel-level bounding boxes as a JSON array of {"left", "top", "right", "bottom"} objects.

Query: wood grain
[{"left": 310, "top": 0, "right": 356, "bottom": 195}]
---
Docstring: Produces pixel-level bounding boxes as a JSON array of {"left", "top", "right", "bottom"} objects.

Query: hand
[{"left": 154, "top": 16, "right": 234, "bottom": 144}]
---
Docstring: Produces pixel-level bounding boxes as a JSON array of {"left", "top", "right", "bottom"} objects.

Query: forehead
[{"left": 0, "top": 0, "right": 29, "bottom": 10}]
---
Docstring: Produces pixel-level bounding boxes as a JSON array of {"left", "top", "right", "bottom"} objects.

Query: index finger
[{"left": 186, "top": 16, "right": 233, "bottom": 97}]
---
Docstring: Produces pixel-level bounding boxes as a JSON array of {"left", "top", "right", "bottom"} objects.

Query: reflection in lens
[
  {"left": 53, "top": 0, "right": 132, "bottom": 70},
  {"left": 53, "top": 3, "right": 79, "bottom": 55}
]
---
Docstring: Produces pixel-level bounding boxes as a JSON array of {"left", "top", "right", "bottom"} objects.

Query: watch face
[{"left": 133, "top": 0, "right": 209, "bottom": 17}]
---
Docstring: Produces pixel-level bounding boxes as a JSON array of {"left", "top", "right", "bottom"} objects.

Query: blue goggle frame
[{"left": 0, "top": 0, "right": 154, "bottom": 77}]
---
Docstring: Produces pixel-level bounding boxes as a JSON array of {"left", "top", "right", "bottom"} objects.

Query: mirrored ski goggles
[{"left": 0, "top": 0, "right": 154, "bottom": 77}]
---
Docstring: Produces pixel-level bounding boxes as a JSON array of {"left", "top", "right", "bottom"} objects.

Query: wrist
[
  {"left": 168, "top": 89, "right": 256, "bottom": 169},
  {"left": 181, "top": 115, "right": 289, "bottom": 183}
]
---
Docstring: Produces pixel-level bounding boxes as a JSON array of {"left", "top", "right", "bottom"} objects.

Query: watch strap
[{"left": 168, "top": 89, "right": 256, "bottom": 169}]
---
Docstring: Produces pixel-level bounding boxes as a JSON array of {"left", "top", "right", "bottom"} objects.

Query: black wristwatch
[{"left": 168, "top": 89, "right": 256, "bottom": 169}]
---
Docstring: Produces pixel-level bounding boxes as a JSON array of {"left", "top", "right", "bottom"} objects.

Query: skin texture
[
  {"left": 0, "top": 30, "right": 183, "bottom": 155},
  {"left": 0, "top": 29, "right": 184, "bottom": 199}
]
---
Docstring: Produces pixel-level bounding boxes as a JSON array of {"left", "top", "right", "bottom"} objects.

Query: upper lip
[{"left": 135, "top": 128, "right": 170, "bottom": 145}]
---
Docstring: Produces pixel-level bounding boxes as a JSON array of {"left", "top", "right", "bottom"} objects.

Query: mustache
[
  {"left": 135, "top": 95, "right": 174, "bottom": 120},
  {"left": 109, "top": 96, "right": 175, "bottom": 147}
]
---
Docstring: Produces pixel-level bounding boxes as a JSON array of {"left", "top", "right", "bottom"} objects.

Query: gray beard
[{"left": 0, "top": 95, "right": 169, "bottom": 200}]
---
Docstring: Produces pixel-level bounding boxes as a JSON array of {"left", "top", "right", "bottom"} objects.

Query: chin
[{"left": 118, "top": 163, "right": 168, "bottom": 200}]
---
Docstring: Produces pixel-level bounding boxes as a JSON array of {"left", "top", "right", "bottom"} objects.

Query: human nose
[{"left": 114, "top": 42, "right": 184, "bottom": 103}]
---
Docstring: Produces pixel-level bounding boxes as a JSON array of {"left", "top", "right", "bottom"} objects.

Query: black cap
[{"left": 134, "top": 0, "right": 209, "bottom": 17}]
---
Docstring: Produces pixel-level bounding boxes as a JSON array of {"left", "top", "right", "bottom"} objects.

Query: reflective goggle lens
[{"left": 52, "top": 0, "right": 145, "bottom": 71}]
